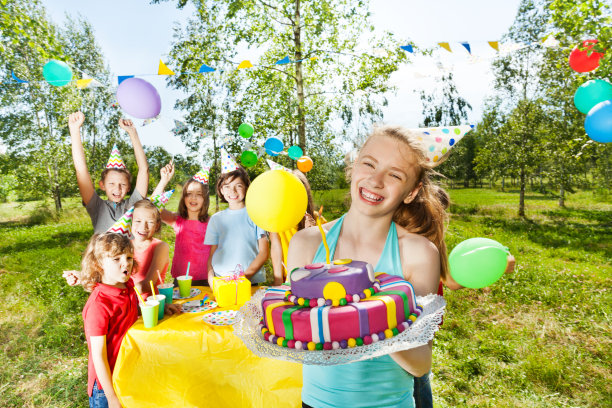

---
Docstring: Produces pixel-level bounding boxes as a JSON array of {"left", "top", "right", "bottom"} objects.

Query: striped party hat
[
  {"left": 149, "top": 190, "right": 174, "bottom": 210},
  {"left": 106, "top": 144, "right": 126, "bottom": 169},
  {"left": 107, "top": 206, "right": 133, "bottom": 239},
  {"left": 220, "top": 147, "right": 239, "bottom": 174},
  {"left": 411, "top": 125, "right": 473, "bottom": 166},
  {"left": 266, "top": 159, "right": 291, "bottom": 172},
  {"left": 193, "top": 166, "right": 210, "bottom": 184}
]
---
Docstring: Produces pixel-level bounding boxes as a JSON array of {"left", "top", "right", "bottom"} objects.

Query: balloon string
[{"left": 316, "top": 206, "right": 330, "bottom": 264}]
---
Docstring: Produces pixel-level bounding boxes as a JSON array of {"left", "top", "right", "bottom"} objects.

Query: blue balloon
[
  {"left": 585, "top": 100, "right": 612, "bottom": 143},
  {"left": 264, "top": 137, "right": 284, "bottom": 156}
]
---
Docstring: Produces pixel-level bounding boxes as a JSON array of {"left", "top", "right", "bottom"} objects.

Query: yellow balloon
[{"left": 246, "top": 170, "right": 308, "bottom": 232}]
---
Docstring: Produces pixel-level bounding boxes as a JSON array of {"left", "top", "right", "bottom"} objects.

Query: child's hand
[
  {"left": 118, "top": 118, "right": 136, "bottom": 133},
  {"left": 62, "top": 270, "right": 81, "bottom": 286},
  {"left": 68, "top": 112, "right": 85, "bottom": 130},
  {"left": 107, "top": 394, "right": 123, "bottom": 408},
  {"left": 165, "top": 303, "right": 182, "bottom": 316},
  {"left": 160, "top": 161, "right": 175, "bottom": 183},
  {"left": 504, "top": 255, "right": 516, "bottom": 275}
]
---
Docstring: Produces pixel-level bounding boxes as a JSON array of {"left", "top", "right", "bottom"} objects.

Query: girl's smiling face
[
  {"left": 100, "top": 253, "right": 133, "bottom": 286},
  {"left": 350, "top": 135, "right": 421, "bottom": 217},
  {"left": 132, "top": 207, "right": 159, "bottom": 241},
  {"left": 184, "top": 182, "right": 205, "bottom": 212},
  {"left": 220, "top": 176, "right": 246, "bottom": 206}
]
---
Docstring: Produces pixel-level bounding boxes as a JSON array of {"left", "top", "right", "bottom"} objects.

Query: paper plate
[
  {"left": 173, "top": 287, "right": 202, "bottom": 300},
  {"left": 202, "top": 310, "right": 238, "bottom": 326},
  {"left": 182, "top": 299, "right": 217, "bottom": 313}
]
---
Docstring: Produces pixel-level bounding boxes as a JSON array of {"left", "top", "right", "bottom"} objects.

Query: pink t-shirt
[
  {"left": 171, "top": 216, "right": 211, "bottom": 281},
  {"left": 132, "top": 238, "right": 168, "bottom": 294}
]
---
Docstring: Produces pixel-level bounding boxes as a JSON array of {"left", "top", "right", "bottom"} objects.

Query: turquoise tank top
[{"left": 302, "top": 215, "right": 415, "bottom": 408}]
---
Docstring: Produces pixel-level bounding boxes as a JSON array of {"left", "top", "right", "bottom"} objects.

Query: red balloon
[{"left": 569, "top": 39, "right": 605, "bottom": 73}]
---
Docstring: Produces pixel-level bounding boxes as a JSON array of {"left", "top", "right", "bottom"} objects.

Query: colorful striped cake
[{"left": 259, "top": 260, "right": 423, "bottom": 351}]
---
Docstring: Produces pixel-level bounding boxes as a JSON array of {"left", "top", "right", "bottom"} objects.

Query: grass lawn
[{"left": 0, "top": 187, "right": 610, "bottom": 407}]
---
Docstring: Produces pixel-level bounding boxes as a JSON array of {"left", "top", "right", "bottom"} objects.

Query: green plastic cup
[
  {"left": 157, "top": 283, "right": 174, "bottom": 304},
  {"left": 151, "top": 294, "right": 166, "bottom": 321},
  {"left": 140, "top": 299, "right": 159, "bottom": 328},
  {"left": 177, "top": 275, "right": 192, "bottom": 298}
]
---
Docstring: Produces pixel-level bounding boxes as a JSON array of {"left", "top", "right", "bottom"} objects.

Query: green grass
[{"left": 0, "top": 188, "right": 610, "bottom": 407}]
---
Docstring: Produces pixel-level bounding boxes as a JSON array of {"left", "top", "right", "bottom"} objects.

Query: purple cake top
[{"left": 289, "top": 260, "right": 375, "bottom": 300}]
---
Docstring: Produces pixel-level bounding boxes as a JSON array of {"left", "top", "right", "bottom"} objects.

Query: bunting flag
[
  {"left": 198, "top": 63, "right": 215, "bottom": 73},
  {"left": 171, "top": 120, "right": 188, "bottom": 135},
  {"left": 109, "top": 99, "right": 120, "bottom": 108},
  {"left": 220, "top": 147, "right": 240, "bottom": 173},
  {"left": 11, "top": 71, "right": 28, "bottom": 83},
  {"left": 438, "top": 42, "right": 452, "bottom": 53},
  {"left": 542, "top": 35, "right": 560, "bottom": 48},
  {"left": 76, "top": 78, "right": 93, "bottom": 89},
  {"left": 488, "top": 41, "right": 499, "bottom": 51},
  {"left": 118, "top": 75, "right": 134, "bottom": 85},
  {"left": 192, "top": 166, "right": 210, "bottom": 184},
  {"left": 237, "top": 60, "right": 254, "bottom": 69},
  {"left": 141, "top": 116, "right": 159, "bottom": 127},
  {"left": 150, "top": 190, "right": 174, "bottom": 210},
  {"left": 411, "top": 125, "right": 474, "bottom": 165},
  {"left": 460, "top": 42, "right": 471, "bottom": 54},
  {"left": 275, "top": 56, "right": 291, "bottom": 65},
  {"left": 107, "top": 207, "right": 134, "bottom": 239},
  {"left": 400, "top": 45, "right": 414, "bottom": 53},
  {"left": 310, "top": 56, "right": 319, "bottom": 61},
  {"left": 106, "top": 144, "right": 126, "bottom": 169},
  {"left": 371, "top": 48, "right": 388, "bottom": 58},
  {"left": 266, "top": 159, "right": 291, "bottom": 172},
  {"left": 158, "top": 60, "right": 175, "bottom": 75}
]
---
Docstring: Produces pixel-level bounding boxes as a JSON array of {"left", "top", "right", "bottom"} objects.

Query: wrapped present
[{"left": 213, "top": 265, "right": 251, "bottom": 308}]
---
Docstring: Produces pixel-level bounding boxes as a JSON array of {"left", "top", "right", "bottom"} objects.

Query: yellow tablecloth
[{"left": 113, "top": 286, "right": 302, "bottom": 408}]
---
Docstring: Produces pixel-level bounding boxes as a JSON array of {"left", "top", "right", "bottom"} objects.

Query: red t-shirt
[{"left": 82, "top": 279, "right": 138, "bottom": 396}]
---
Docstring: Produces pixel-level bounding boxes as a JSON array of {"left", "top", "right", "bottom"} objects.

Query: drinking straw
[
  {"left": 281, "top": 261, "right": 290, "bottom": 277},
  {"left": 157, "top": 270, "right": 163, "bottom": 285},
  {"left": 186, "top": 261, "right": 191, "bottom": 278},
  {"left": 316, "top": 206, "right": 330, "bottom": 264},
  {"left": 149, "top": 280, "right": 156, "bottom": 298},
  {"left": 200, "top": 295, "right": 209, "bottom": 306},
  {"left": 134, "top": 286, "right": 145, "bottom": 305}
]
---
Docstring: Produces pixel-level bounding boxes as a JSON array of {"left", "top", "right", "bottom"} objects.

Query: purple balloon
[{"left": 116, "top": 78, "right": 161, "bottom": 119}]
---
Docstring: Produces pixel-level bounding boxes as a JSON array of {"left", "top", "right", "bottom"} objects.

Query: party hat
[
  {"left": 266, "top": 159, "right": 291, "bottom": 172},
  {"left": 192, "top": 166, "right": 210, "bottom": 184},
  {"left": 107, "top": 207, "right": 134, "bottom": 238},
  {"left": 149, "top": 190, "right": 174, "bottom": 210},
  {"left": 106, "top": 144, "right": 126, "bottom": 169},
  {"left": 220, "top": 147, "right": 239, "bottom": 174},
  {"left": 411, "top": 125, "right": 473, "bottom": 166}
]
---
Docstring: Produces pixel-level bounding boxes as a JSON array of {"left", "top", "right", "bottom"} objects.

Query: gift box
[{"left": 213, "top": 266, "right": 251, "bottom": 308}]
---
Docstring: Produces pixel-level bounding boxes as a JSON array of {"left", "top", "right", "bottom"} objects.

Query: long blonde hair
[
  {"left": 355, "top": 125, "right": 450, "bottom": 281},
  {"left": 80, "top": 233, "right": 135, "bottom": 292}
]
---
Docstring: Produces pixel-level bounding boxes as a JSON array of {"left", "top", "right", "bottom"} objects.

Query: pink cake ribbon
[{"left": 222, "top": 264, "right": 245, "bottom": 305}]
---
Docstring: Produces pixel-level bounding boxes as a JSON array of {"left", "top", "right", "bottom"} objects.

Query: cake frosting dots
[{"left": 260, "top": 259, "right": 423, "bottom": 351}]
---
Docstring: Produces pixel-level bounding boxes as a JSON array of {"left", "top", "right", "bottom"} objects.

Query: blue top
[
  {"left": 203, "top": 207, "right": 267, "bottom": 283},
  {"left": 302, "top": 215, "right": 415, "bottom": 408}
]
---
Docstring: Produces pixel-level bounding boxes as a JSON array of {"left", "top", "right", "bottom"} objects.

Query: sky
[{"left": 40, "top": 0, "right": 522, "bottom": 155}]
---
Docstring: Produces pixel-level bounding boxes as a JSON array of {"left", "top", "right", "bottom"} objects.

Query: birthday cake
[{"left": 259, "top": 259, "right": 423, "bottom": 350}]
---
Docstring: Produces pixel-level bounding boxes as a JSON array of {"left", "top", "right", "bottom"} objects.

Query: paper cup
[
  {"left": 140, "top": 299, "right": 159, "bottom": 328},
  {"left": 151, "top": 294, "right": 166, "bottom": 321},
  {"left": 177, "top": 275, "right": 193, "bottom": 298},
  {"left": 157, "top": 283, "right": 174, "bottom": 304}
]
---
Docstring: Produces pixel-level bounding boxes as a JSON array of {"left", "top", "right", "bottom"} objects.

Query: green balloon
[
  {"left": 449, "top": 238, "right": 508, "bottom": 289},
  {"left": 42, "top": 60, "right": 73, "bottom": 87},
  {"left": 288, "top": 145, "right": 303, "bottom": 160},
  {"left": 238, "top": 123, "right": 254, "bottom": 138},
  {"left": 574, "top": 79, "right": 612, "bottom": 114},
  {"left": 240, "top": 150, "right": 258, "bottom": 167}
]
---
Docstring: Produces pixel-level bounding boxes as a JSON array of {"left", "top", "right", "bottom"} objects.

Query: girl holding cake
[{"left": 286, "top": 125, "right": 459, "bottom": 407}]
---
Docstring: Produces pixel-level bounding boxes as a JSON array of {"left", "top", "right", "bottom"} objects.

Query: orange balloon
[{"left": 297, "top": 156, "right": 313, "bottom": 172}]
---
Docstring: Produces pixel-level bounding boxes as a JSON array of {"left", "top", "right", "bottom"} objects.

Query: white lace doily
[{"left": 233, "top": 289, "right": 446, "bottom": 366}]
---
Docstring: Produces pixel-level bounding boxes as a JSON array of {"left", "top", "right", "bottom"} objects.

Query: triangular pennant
[
  {"left": 106, "top": 144, "right": 126, "bottom": 169},
  {"left": 149, "top": 190, "right": 174, "bottom": 210},
  {"left": 237, "top": 60, "right": 254, "bottom": 69},
  {"left": 400, "top": 45, "right": 414, "bottom": 53},
  {"left": 198, "top": 63, "right": 215, "bottom": 73},
  {"left": 310, "top": 56, "right": 319, "bottom": 61},
  {"left": 107, "top": 207, "right": 134, "bottom": 239},
  {"left": 410, "top": 125, "right": 473, "bottom": 166},
  {"left": 171, "top": 119, "right": 188, "bottom": 135},
  {"left": 542, "top": 36, "right": 560, "bottom": 48},
  {"left": 76, "top": 78, "right": 93, "bottom": 89},
  {"left": 460, "top": 42, "right": 471, "bottom": 54},
  {"left": 158, "top": 60, "right": 175, "bottom": 75},
  {"left": 266, "top": 159, "right": 291, "bottom": 172},
  {"left": 275, "top": 56, "right": 291, "bottom": 65},
  {"left": 11, "top": 71, "right": 28, "bottom": 83},
  {"left": 220, "top": 147, "right": 239, "bottom": 174},
  {"left": 118, "top": 75, "right": 134, "bottom": 85},
  {"left": 488, "top": 41, "right": 499, "bottom": 51},
  {"left": 142, "top": 115, "right": 160, "bottom": 127},
  {"left": 438, "top": 42, "right": 452, "bottom": 53},
  {"left": 371, "top": 48, "right": 388, "bottom": 58},
  {"left": 193, "top": 166, "right": 210, "bottom": 184}
]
